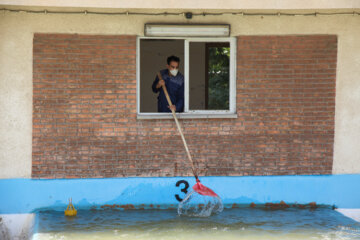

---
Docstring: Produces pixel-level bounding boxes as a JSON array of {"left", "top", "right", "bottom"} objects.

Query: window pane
[
  {"left": 189, "top": 42, "right": 230, "bottom": 110},
  {"left": 140, "top": 39, "right": 184, "bottom": 113},
  {"left": 208, "top": 43, "right": 230, "bottom": 110}
]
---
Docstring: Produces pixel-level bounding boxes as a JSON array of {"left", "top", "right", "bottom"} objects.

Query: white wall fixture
[{"left": 144, "top": 24, "right": 230, "bottom": 37}]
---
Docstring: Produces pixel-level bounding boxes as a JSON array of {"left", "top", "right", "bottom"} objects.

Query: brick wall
[{"left": 32, "top": 34, "right": 336, "bottom": 178}]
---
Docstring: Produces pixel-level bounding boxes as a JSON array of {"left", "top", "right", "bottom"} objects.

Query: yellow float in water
[{"left": 64, "top": 198, "right": 77, "bottom": 216}]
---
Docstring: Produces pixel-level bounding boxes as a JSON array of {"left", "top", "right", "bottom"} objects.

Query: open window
[{"left": 137, "top": 37, "right": 236, "bottom": 119}]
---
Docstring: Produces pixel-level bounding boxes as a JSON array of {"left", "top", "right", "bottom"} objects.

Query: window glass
[
  {"left": 138, "top": 37, "right": 234, "bottom": 116},
  {"left": 189, "top": 42, "right": 230, "bottom": 110},
  {"left": 140, "top": 39, "right": 184, "bottom": 113}
]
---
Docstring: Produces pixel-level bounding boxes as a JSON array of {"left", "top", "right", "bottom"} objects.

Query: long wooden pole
[{"left": 157, "top": 73, "right": 198, "bottom": 179}]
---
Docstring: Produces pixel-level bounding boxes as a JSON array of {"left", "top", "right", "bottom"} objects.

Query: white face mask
[{"left": 170, "top": 69, "right": 178, "bottom": 76}]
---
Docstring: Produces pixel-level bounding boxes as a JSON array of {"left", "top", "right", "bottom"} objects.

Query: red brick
[{"left": 32, "top": 34, "right": 336, "bottom": 179}]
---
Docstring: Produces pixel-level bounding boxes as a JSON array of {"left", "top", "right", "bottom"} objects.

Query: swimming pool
[
  {"left": 2, "top": 175, "right": 360, "bottom": 239},
  {"left": 33, "top": 207, "right": 360, "bottom": 240}
]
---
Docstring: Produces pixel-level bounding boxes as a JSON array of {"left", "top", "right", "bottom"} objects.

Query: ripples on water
[{"left": 34, "top": 208, "right": 360, "bottom": 240}]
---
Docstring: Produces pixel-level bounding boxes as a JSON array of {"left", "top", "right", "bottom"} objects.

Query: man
[{"left": 152, "top": 55, "right": 184, "bottom": 112}]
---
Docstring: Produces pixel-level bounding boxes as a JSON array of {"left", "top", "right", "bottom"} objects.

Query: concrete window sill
[{"left": 137, "top": 113, "right": 238, "bottom": 119}]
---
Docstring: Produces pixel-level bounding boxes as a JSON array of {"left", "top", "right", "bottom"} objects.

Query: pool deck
[{"left": 337, "top": 209, "right": 360, "bottom": 222}]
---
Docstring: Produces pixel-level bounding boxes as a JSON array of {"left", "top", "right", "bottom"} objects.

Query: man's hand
[
  {"left": 168, "top": 105, "right": 176, "bottom": 112},
  {"left": 156, "top": 79, "right": 165, "bottom": 89}
]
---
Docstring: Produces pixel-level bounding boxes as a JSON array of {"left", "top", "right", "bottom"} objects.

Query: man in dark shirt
[{"left": 152, "top": 55, "right": 184, "bottom": 112}]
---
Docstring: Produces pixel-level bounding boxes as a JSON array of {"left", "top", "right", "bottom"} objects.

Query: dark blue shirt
[{"left": 152, "top": 69, "right": 184, "bottom": 112}]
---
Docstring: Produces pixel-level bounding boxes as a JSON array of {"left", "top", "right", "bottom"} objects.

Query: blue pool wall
[{"left": 1, "top": 174, "right": 360, "bottom": 214}]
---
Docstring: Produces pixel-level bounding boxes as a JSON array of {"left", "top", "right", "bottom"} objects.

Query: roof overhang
[{"left": 0, "top": 0, "right": 359, "bottom": 10}]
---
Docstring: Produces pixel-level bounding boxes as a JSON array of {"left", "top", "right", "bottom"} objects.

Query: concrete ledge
[
  {"left": 1, "top": 0, "right": 359, "bottom": 10},
  {"left": 337, "top": 209, "right": 360, "bottom": 223},
  {"left": 137, "top": 113, "right": 238, "bottom": 119}
]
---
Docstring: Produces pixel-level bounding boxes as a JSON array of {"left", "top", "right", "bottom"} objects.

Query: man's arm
[
  {"left": 175, "top": 83, "right": 184, "bottom": 112},
  {"left": 152, "top": 75, "right": 160, "bottom": 93},
  {"left": 152, "top": 74, "right": 166, "bottom": 93}
]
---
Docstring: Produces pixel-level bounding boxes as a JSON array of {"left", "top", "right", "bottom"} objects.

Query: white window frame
[{"left": 136, "top": 36, "right": 237, "bottom": 119}]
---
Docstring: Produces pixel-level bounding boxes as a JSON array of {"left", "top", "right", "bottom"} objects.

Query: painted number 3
[{"left": 175, "top": 180, "right": 189, "bottom": 202}]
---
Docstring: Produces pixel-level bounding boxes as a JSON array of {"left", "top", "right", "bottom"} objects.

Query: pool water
[{"left": 34, "top": 208, "right": 360, "bottom": 240}]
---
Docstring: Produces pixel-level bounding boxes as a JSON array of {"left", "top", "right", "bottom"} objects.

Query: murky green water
[{"left": 34, "top": 208, "right": 360, "bottom": 240}]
